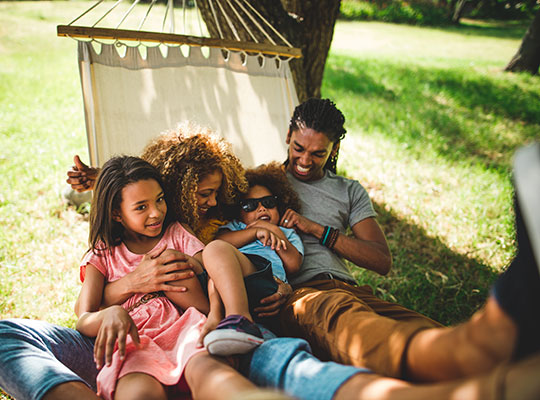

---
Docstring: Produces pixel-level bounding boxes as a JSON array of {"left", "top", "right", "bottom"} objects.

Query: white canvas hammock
[{"left": 59, "top": 0, "right": 301, "bottom": 167}]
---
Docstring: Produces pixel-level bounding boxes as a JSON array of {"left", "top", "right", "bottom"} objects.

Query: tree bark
[
  {"left": 505, "top": 10, "right": 540, "bottom": 74},
  {"left": 196, "top": 0, "right": 342, "bottom": 102}
]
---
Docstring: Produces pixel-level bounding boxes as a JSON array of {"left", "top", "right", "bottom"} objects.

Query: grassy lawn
[{"left": 0, "top": 3, "right": 539, "bottom": 396}]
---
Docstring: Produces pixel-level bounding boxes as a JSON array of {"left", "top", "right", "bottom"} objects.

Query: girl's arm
[
  {"left": 75, "top": 264, "right": 140, "bottom": 369},
  {"left": 216, "top": 227, "right": 258, "bottom": 248},
  {"left": 275, "top": 238, "right": 302, "bottom": 275},
  {"left": 164, "top": 251, "right": 210, "bottom": 314},
  {"left": 219, "top": 220, "right": 302, "bottom": 275}
]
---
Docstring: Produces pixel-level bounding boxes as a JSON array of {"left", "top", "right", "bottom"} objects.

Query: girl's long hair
[{"left": 89, "top": 155, "right": 167, "bottom": 253}]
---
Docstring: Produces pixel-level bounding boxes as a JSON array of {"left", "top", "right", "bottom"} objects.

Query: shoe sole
[{"left": 204, "top": 330, "right": 264, "bottom": 356}]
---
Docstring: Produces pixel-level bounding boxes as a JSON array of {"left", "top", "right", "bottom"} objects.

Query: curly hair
[
  {"left": 141, "top": 121, "right": 247, "bottom": 235},
  {"left": 288, "top": 98, "right": 346, "bottom": 173},
  {"left": 226, "top": 162, "right": 301, "bottom": 220}
]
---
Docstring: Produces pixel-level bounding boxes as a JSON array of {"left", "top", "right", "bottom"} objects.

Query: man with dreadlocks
[{"left": 278, "top": 98, "right": 540, "bottom": 384}]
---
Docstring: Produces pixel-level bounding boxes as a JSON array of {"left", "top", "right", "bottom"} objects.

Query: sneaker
[{"left": 203, "top": 315, "right": 264, "bottom": 356}]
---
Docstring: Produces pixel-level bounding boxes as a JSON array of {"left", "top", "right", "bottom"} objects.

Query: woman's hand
[
  {"left": 254, "top": 279, "right": 292, "bottom": 318},
  {"left": 102, "top": 244, "right": 198, "bottom": 307},
  {"left": 93, "top": 306, "right": 140, "bottom": 369},
  {"left": 126, "top": 244, "right": 197, "bottom": 293},
  {"left": 66, "top": 155, "right": 99, "bottom": 192}
]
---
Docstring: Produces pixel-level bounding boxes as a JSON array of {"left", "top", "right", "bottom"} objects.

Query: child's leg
[
  {"left": 165, "top": 273, "right": 210, "bottom": 315},
  {"left": 202, "top": 240, "right": 257, "bottom": 320},
  {"left": 114, "top": 372, "right": 167, "bottom": 400},
  {"left": 184, "top": 351, "right": 256, "bottom": 400}
]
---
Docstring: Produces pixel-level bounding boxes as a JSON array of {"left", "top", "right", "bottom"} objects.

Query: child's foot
[{"left": 203, "top": 315, "right": 264, "bottom": 356}]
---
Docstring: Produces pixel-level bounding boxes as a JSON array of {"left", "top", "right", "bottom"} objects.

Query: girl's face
[
  {"left": 196, "top": 170, "right": 223, "bottom": 217},
  {"left": 239, "top": 185, "right": 280, "bottom": 226},
  {"left": 114, "top": 179, "right": 167, "bottom": 239}
]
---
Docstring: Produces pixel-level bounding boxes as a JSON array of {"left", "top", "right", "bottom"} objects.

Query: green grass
[
  {"left": 0, "top": 5, "right": 539, "bottom": 397},
  {"left": 324, "top": 20, "right": 538, "bottom": 324}
]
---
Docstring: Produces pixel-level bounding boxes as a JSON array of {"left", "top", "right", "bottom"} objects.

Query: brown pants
[{"left": 280, "top": 279, "right": 442, "bottom": 378}]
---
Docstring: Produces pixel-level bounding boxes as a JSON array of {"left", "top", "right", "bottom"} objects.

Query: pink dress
[{"left": 81, "top": 222, "right": 207, "bottom": 400}]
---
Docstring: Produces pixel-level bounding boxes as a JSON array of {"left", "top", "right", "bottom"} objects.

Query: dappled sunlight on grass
[{"left": 324, "top": 55, "right": 540, "bottom": 173}]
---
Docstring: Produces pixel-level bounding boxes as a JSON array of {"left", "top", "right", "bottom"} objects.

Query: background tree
[
  {"left": 196, "top": 0, "right": 342, "bottom": 102},
  {"left": 505, "top": 10, "right": 540, "bottom": 74}
]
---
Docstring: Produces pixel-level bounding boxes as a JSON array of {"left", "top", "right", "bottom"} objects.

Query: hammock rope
[{"left": 57, "top": 0, "right": 301, "bottom": 58}]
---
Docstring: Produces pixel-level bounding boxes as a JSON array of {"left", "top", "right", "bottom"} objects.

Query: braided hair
[{"left": 288, "top": 98, "right": 346, "bottom": 173}]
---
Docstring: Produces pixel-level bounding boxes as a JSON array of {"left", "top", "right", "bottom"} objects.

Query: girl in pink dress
[{"left": 75, "top": 155, "right": 255, "bottom": 400}]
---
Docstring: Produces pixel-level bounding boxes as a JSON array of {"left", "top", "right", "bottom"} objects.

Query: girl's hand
[
  {"left": 254, "top": 279, "right": 292, "bottom": 318},
  {"left": 66, "top": 155, "right": 99, "bottom": 192},
  {"left": 255, "top": 228, "right": 287, "bottom": 251},
  {"left": 94, "top": 306, "right": 139, "bottom": 369},
  {"left": 197, "top": 312, "right": 222, "bottom": 347},
  {"left": 280, "top": 209, "right": 320, "bottom": 236}
]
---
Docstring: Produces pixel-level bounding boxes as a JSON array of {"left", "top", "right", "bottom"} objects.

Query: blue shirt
[{"left": 219, "top": 220, "right": 304, "bottom": 282}]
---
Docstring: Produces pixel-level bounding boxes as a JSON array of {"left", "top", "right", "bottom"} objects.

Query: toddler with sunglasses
[{"left": 203, "top": 163, "right": 304, "bottom": 341}]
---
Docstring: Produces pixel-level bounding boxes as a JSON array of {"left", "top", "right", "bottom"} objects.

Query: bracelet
[
  {"left": 327, "top": 228, "right": 339, "bottom": 249},
  {"left": 319, "top": 226, "right": 339, "bottom": 249},
  {"left": 319, "top": 226, "right": 331, "bottom": 246}
]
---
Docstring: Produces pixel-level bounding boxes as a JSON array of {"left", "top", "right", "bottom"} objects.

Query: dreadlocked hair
[
  {"left": 141, "top": 121, "right": 247, "bottom": 235},
  {"left": 225, "top": 162, "right": 301, "bottom": 221},
  {"left": 288, "top": 98, "right": 346, "bottom": 173}
]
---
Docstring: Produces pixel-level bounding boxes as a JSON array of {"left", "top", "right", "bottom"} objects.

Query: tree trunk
[
  {"left": 505, "top": 10, "right": 540, "bottom": 74},
  {"left": 452, "top": 0, "right": 468, "bottom": 24},
  {"left": 196, "top": 0, "right": 342, "bottom": 102}
]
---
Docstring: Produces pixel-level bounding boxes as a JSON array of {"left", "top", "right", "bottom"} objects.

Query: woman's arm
[
  {"left": 100, "top": 244, "right": 197, "bottom": 307},
  {"left": 280, "top": 210, "right": 392, "bottom": 276}
]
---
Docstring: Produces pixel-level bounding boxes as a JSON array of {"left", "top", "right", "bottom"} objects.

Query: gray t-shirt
[{"left": 287, "top": 170, "right": 376, "bottom": 285}]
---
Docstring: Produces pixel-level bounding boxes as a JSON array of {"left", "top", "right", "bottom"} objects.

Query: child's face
[
  {"left": 239, "top": 185, "right": 280, "bottom": 225},
  {"left": 114, "top": 179, "right": 167, "bottom": 238},
  {"left": 196, "top": 170, "right": 223, "bottom": 217}
]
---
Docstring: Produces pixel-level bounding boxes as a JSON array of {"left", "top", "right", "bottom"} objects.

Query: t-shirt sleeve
[
  {"left": 80, "top": 249, "right": 109, "bottom": 282},
  {"left": 172, "top": 223, "right": 205, "bottom": 256},
  {"left": 285, "top": 228, "right": 304, "bottom": 257},
  {"left": 348, "top": 181, "right": 377, "bottom": 228}
]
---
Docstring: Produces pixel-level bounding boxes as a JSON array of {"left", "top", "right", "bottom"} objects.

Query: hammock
[{"left": 58, "top": 0, "right": 301, "bottom": 167}]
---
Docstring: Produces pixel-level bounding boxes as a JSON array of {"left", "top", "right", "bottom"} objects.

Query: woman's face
[{"left": 195, "top": 169, "right": 223, "bottom": 217}]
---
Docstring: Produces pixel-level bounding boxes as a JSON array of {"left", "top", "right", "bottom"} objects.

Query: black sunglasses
[{"left": 239, "top": 195, "right": 278, "bottom": 212}]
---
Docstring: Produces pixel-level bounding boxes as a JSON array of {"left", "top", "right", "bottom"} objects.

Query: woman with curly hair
[{"left": 141, "top": 122, "right": 247, "bottom": 244}]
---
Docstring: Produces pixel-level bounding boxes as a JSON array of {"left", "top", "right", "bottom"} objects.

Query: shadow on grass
[
  {"left": 351, "top": 201, "right": 501, "bottom": 326},
  {"left": 324, "top": 54, "right": 540, "bottom": 173},
  {"left": 433, "top": 20, "right": 528, "bottom": 40}
]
